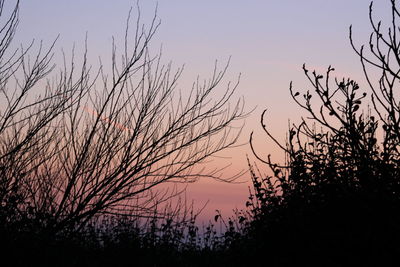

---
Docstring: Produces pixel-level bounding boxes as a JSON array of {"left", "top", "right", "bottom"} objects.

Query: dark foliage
[{"left": 240, "top": 0, "right": 400, "bottom": 265}]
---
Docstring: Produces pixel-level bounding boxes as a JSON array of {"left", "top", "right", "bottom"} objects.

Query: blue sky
[{"left": 14, "top": 1, "right": 387, "bottom": 112}]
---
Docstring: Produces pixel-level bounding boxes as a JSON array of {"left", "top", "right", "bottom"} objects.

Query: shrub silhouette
[{"left": 242, "top": 1, "right": 400, "bottom": 265}]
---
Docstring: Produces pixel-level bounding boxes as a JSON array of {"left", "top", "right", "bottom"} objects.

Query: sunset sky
[{"left": 12, "top": 0, "right": 391, "bottom": 221}]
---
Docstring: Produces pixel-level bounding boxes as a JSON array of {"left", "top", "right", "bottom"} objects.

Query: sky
[{"left": 10, "top": 0, "right": 392, "bottom": 222}]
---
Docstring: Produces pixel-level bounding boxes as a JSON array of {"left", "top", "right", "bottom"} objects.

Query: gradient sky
[{"left": 11, "top": 0, "right": 392, "bottom": 222}]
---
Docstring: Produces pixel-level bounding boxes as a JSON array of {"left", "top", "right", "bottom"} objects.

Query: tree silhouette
[{"left": 0, "top": 0, "right": 245, "bottom": 237}]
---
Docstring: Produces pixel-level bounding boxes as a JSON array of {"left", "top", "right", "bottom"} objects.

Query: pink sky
[{"left": 9, "top": 0, "right": 392, "bottom": 223}]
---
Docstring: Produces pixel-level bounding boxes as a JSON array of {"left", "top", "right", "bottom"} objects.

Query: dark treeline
[{"left": 1, "top": 0, "right": 400, "bottom": 266}]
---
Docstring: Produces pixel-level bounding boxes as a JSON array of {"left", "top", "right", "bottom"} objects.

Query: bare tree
[{"left": 0, "top": 1, "right": 245, "bottom": 233}]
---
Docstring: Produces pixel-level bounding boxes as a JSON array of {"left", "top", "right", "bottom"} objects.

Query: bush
[{"left": 241, "top": 1, "right": 400, "bottom": 265}]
